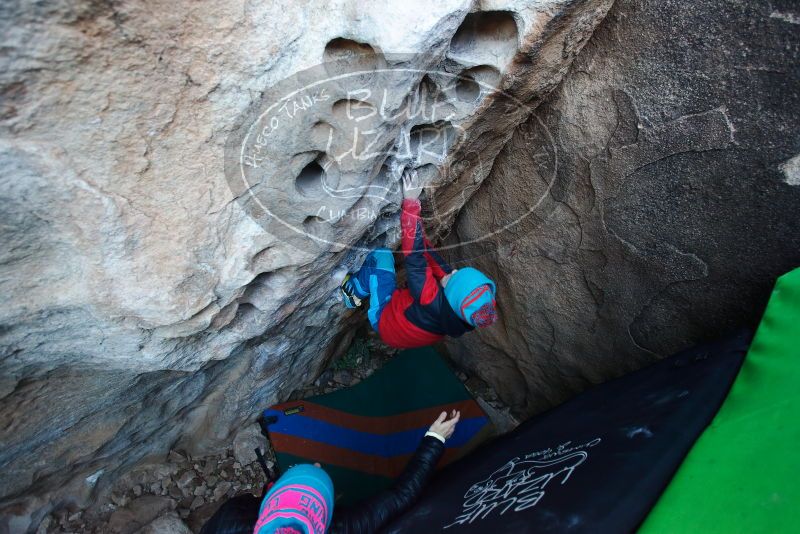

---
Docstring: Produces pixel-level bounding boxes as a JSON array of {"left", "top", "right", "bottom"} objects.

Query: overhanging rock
[{"left": 0, "top": 0, "right": 613, "bottom": 527}]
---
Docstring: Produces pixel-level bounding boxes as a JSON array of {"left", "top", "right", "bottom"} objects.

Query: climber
[
  {"left": 339, "top": 170, "right": 497, "bottom": 348},
  {"left": 199, "top": 411, "right": 461, "bottom": 534}
]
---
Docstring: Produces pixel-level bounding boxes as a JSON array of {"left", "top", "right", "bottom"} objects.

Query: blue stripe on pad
[{"left": 264, "top": 409, "right": 487, "bottom": 457}]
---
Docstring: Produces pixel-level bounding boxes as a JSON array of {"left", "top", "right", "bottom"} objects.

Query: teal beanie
[{"left": 443, "top": 267, "right": 497, "bottom": 328}]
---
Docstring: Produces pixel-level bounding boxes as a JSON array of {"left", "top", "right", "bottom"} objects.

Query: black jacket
[{"left": 330, "top": 435, "right": 445, "bottom": 534}]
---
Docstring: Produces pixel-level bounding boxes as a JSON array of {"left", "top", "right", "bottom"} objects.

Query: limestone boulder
[{"left": 0, "top": 0, "right": 611, "bottom": 528}]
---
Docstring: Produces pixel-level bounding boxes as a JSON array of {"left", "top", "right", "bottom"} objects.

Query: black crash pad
[{"left": 384, "top": 331, "right": 749, "bottom": 533}]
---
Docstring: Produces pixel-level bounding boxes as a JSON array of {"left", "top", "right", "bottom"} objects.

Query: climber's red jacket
[{"left": 378, "top": 199, "right": 473, "bottom": 348}]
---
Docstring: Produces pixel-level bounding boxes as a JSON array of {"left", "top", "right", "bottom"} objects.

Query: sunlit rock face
[
  {"left": 445, "top": 0, "right": 800, "bottom": 417},
  {"left": 0, "top": 0, "right": 611, "bottom": 528}
]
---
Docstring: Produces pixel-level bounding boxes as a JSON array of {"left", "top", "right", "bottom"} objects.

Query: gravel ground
[{"left": 41, "top": 332, "right": 516, "bottom": 533}]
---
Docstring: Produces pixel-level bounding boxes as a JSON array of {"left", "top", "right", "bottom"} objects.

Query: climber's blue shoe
[{"left": 340, "top": 274, "right": 363, "bottom": 308}]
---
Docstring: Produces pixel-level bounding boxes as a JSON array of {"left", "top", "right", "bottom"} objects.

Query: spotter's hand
[{"left": 429, "top": 409, "right": 461, "bottom": 440}]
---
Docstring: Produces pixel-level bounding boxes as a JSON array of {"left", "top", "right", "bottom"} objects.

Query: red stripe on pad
[
  {"left": 270, "top": 432, "right": 464, "bottom": 478},
  {"left": 270, "top": 399, "right": 484, "bottom": 435}
]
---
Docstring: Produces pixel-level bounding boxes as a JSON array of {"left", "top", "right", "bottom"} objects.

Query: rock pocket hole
[
  {"left": 456, "top": 75, "right": 481, "bottom": 102},
  {"left": 324, "top": 38, "right": 383, "bottom": 76},
  {"left": 418, "top": 75, "right": 440, "bottom": 101},
  {"left": 358, "top": 163, "right": 399, "bottom": 201},
  {"left": 296, "top": 160, "right": 326, "bottom": 197},
  {"left": 303, "top": 215, "right": 329, "bottom": 239},
  {"left": 417, "top": 75, "right": 456, "bottom": 119},
  {"left": 465, "top": 65, "right": 501, "bottom": 90},
  {"left": 448, "top": 11, "right": 519, "bottom": 71}
]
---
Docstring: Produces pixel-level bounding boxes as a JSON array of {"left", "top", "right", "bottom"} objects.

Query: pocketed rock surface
[
  {"left": 0, "top": 1, "right": 613, "bottom": 527},
  {"left": 4, "top": 0, "right": 797, "bottom": 530}
]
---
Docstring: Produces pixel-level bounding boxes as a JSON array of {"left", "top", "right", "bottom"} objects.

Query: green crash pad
[
  {"left": 263, "top": 347, "right": 491, "bottom": 505},
  {"left": 640, "top": 268, "right": 800, "bottom": 533}
]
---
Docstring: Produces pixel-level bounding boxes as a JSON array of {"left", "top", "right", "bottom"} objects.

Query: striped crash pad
[{"left": 262, "top": 347, "right": 492, "bottom": 505}]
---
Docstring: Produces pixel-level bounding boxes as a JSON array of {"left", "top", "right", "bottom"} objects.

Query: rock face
[
  {"left": 134, "top": 513, "right": 192, "bottom": 534},
  {"left": 445, "top": 0, "right": 800, "bottom": 415},
  {"left": 0, "top": 0, "right": 612, "bottom": 528}
]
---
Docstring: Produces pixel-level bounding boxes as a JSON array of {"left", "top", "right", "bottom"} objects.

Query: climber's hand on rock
[
  {"left": 402, "top": 169, "right": 423, "bottom": 200},
  {"left": 429, "top": 409, "right": 460, "bottom": 440}
]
